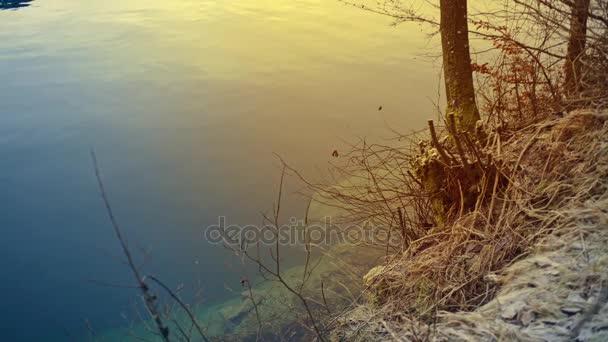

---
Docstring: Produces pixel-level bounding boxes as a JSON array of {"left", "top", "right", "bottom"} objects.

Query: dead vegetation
[
  {"left": 330, "top": 108, "right": 608, "bottom": 341},
  {"left": 313, "top": 10, "right": 608, "bottom": 333},
  {"left": 293, "top": 3, "right": 608, "bottom": 338}
]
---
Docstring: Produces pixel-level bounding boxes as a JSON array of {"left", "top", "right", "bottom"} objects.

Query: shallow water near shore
[{"left": 1, "top": 0, "right": 439, "bottom": 340}]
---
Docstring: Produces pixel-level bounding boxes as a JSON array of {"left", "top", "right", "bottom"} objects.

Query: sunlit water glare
[{"left": 0, "top": 0, "right": 440, "bottom": 340}]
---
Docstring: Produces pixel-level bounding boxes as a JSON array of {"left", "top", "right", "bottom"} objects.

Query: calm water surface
[{"left": 0, "top": 0, "right": 438, "bottom": 340}]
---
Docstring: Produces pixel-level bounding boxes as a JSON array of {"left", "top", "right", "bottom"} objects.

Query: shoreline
[{"left": 332, "top": 109, "right": 608, "bottom": 341}]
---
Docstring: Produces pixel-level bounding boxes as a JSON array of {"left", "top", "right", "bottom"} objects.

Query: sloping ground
[
  {"left": 434, "top": 197, "right": 608, "bottom": 341},
  {"left": 332, "top": 109, "right": 608, "bottom": 341}
]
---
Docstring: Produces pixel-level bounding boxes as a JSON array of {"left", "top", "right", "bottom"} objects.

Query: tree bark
[
  {"left": 440, "top": 0, "right": 480, "bottom": 134},
  {"left": 564, "top": 0, "right": 591, "bottom": 94}
]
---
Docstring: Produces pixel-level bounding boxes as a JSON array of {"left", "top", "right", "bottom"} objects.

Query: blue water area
[
  {"left": 0, "top": 0, "right": 436, "bottom": 340},
  {"left": 0, "top": 1, "right": 33, "bottom": 10}
]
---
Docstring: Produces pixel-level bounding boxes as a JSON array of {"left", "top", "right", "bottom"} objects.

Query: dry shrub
[
  {"left": 471, "top": 19, "right": 563, "bottom": 129},
  {"left": 310, "top": 108, "right": 606, "bottom": 329},
  {"left": 303, "top": 3, "right": 608, "bottom": 336},
  {"left": 367, "top": 110, "right": 607, "bottom": 315},
  {"left": 311, "top": 45, "right": 608, "bottom": 335},
  {"left": 326, "top": 109, "right": 607, "bottom": 341},
  {"left": 389, "top": 109, "right": 606, "bottom": 341},
  {"left": 310, "top": 8, "right": 608, "bottom": 323}
]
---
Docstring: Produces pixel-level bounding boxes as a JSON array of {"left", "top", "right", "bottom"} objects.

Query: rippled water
[{"left": 0, "top": 0, "right": 438, "bottom": 340}]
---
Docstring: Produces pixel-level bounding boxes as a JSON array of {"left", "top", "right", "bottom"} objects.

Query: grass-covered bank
[{"left": 331, "top": 109, "right": 608, "bottom": 341}]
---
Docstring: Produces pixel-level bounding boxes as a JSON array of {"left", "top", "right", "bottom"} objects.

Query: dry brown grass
[
  {"left": 330, "top": 108, "right": 608, "bottom": 341},
  {"left": 328, "top": 110, "right": 608, "bottom": 341},
  {"left": 312, "top": 107, "right": 607, "bottom": 337}
]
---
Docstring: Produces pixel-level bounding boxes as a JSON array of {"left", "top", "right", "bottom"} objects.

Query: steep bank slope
[{"left": 333, "top": 109, "right": 608, "bottom": 341}]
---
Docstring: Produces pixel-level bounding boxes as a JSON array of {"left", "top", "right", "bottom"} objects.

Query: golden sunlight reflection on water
[
  {"left": 0, "top": 0, "right": 469, "bottom": 339},
  {"left": 54, "top": 0, "right": 446, "bottom": 217}
]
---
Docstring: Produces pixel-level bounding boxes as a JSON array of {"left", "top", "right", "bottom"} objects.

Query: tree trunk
[
  {"left": 564, "top": 0, "right": 591, "bottom": 94},
  {"left": 440, "top": 0, "right": 480, "bottom": 134}
]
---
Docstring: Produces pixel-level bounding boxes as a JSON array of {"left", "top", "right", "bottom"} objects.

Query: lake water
[{"left": 0, "top": 0, "right": 439, "bottom": 340}]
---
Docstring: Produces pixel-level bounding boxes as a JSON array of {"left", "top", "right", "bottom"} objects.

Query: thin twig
[{"left": 91, "top": 149, "right": 170, "bottom": 342}]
